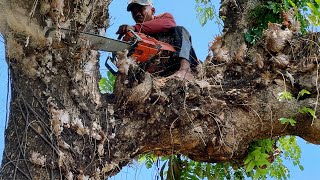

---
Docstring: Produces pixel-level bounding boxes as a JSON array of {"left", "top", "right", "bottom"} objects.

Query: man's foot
[
  {"left": 169, "top": 69, "right": 194, "bottom": 81},
  {"left": 168, "top": 58, "right": 194, "bottom": 81}
]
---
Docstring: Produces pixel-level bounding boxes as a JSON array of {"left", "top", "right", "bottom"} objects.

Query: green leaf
[
  {"left": 278, "top": 91, "right": 293, "bottom": 100},
  {"left": 279, "top": 117, "right": 296, "bottom": 126},
  {"left": 299, "top": 89, "right": 311, "bottom": 96},
  {"left": 195, "top": 0, "right": 218, "bottom": 26},
  {"left": 99, "top": 78, "right": 108, "bottom": 93},
  {"left": 252, "top": 149, "right": 262, "bottom": 157},
  {"left": 244, "top": 155, "right": 253, "bottom": 165},
  {"left": 260, "top": 153, "right": 270, "bottom": 159},
  {"left": 161, "top": 156, "right": 170, "bottom": 161},
  {"left": 299, "top": 106, "right": 317, "bottom": 118},
  {"left": 297, "top": 89, "right": 311, "bottom": 100},
  {"left": 99, "top": 71, "right": 116, "bottom": 93},
  {"left": 287, "top": 0, "right": 297, "bottom": 7},
  {"left": 246, "top": 161, "right": 255, "bottom": 172},
  {"left": 307, "top": 2, "right": 317, "bottom": 12},
  {"left": 137, "top": 155, "right": 146, "bottom": 164},
  {"left": 267, "top": 1, "right": 280, "bottom": 13},
  {"left": 299, "top": 165, "right": 304, "bottom": 171}
]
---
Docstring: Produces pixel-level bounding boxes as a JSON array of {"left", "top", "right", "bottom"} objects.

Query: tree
[{"left": 0, "top": 0, "right": 320, "bottom": 179}]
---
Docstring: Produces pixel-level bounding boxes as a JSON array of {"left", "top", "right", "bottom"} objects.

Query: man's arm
[{"left": 133, "top": 13, "right": 176, "bottom": 34}]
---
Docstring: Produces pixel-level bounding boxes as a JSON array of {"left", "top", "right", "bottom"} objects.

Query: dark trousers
[{"left": 146, "top": 26, "right": 199, "bottom": 76}]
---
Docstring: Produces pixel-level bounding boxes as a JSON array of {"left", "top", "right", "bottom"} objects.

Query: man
[{"left": 116, "top": 0, "right": 198, "bottom": 81}]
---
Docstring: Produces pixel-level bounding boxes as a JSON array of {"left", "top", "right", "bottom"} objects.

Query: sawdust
[{"left": 0, "top": 3, "right": 46, "bottom": 47}]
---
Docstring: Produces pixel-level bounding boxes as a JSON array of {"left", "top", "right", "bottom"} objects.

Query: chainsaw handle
[
  {"left": 128, "top": 29, "right": 141, "bottom": 41},
  {"left": 117, "top": 34, "right": 123, "bottom": 40}
]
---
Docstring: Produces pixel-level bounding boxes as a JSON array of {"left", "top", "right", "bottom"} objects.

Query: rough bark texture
[{"left": 1, "top": 0, "right": 320, "bottom": 179}]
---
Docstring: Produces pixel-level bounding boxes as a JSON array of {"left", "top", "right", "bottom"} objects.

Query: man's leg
[{"left": 170, "top": 26, "right": 198, "bottom": 80}]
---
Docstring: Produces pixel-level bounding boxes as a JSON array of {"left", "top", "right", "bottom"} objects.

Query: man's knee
[{"left": 171, "top": 26, "right": 190, "bottom": 37}]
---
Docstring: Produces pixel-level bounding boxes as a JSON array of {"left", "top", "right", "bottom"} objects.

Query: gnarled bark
[{"left": 1, "top": 0, "right": 320, "bottom": 179}]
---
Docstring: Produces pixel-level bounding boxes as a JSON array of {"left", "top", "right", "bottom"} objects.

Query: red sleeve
[{"left": 133, "top": 13, "right": 176, "bottom": 34}]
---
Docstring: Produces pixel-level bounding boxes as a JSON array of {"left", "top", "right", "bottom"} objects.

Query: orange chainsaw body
[{"left": 122, "top": 30, "right": 176, "bottom": 62}]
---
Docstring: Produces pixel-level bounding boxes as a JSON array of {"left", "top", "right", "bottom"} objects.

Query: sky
[{"left": 1, "top": 0, "right": 320, "bottom": 179}]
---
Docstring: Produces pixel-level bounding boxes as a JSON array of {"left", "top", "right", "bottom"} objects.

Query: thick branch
[{"left": 1, "top": 0, "right": 320, "bottom": 179}]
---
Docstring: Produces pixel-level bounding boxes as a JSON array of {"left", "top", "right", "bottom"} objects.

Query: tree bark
[{"left": 1, "top": 0, "right": 320, "bottom": 179}]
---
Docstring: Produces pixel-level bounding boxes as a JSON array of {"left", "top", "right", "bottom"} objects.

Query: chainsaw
[{"left": 45, "top": 28, "right": 176, "bottom": 75}]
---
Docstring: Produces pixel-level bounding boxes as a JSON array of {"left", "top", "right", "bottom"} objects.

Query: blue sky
[
  {"left": 1, "top": 0, "right": 320, "bottom": 179},
  {"left": 0, "top": 35, "right": 8, "bottom": 166}
]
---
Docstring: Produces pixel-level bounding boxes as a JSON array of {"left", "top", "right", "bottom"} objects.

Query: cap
[{"left": 127, "top": 0, "right": 153, "bottom": 11}]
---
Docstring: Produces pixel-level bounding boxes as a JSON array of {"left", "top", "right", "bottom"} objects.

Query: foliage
[
  {"left": 137, "top": 152, "right": 158, "bottom": 168},
  {"left": 307, "top": 0, "right": 320, "bottom": 25},
  {"left": 99, "top": 71, "right": 116, "bottom": 93},
  {"left": 278, "top": 136, "right": 303, "bottom": 171},
  {"left": 244, "top": 139, "right": 274, "bottom": 179},
  {"left": 245, "top": 27, "right": 265, "bottom": 46},
  {"left": 245, "top": 1, "right": 283, "bottom": 45},
  {"left": 178, "top": 158, "right": 234, "bottom": 180},
  {"left": 152, "top": 154, "right": 238, "bottom": 180},
  {"left": 138, "top": 153, "right": 241, "bottom": 180},
  {"left": 195, "top": 0, "right": 320, "bottom": 28},
  {"left": 243, "top": 136, "right": 302, "bottom": 180},
  {"left": 277, "top": 91, "right": 293, "bottom": 101},
  {"left": 194, "top": 0, "right": 319, "bottom": 43},
  {"left": 296, "top": 89, "right": 315, "bottom": 119},
  {"left": 279, "top": 117, "right": 296, "bottom": 126},
  {"left": 277, "top": 88, "right": 316, "bottom": 124},
  {"left": 245, "top": 0, "right": 319, "bottom": 45},
  {"left": 136, "top": 137, "right": 303, "bottom": 180},
  {"left": 299, "top": 106, "right": 317, "bottom": 118},
  {"left": 195, "top": 0, "right": 222, "bottom": 27},
  {"left": 297, "top": 89, "right": 311, "bottom": 99},
  {"left": 277, "top": 89, "right": 314, "bottom": 126},
  {"left": 265, "top": 136, "right": 303, "bottom": 180}
]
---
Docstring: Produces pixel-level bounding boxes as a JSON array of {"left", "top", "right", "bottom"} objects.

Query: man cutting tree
[{"left": 116, "top": 0, "right": 199, "bottom": 81}]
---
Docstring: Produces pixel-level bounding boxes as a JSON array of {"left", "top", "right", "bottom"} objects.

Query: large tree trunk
[{"left": 1, "top": 0, "right": 320, "bottom": 179}]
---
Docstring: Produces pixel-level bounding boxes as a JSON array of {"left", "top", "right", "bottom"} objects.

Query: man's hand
[{"left": 116, "top": 25, "right": 135, "bottom": 38}]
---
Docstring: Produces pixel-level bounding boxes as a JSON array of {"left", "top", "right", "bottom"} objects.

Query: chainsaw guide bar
[{"left": 45, "top": 28, "right": 132, "bottom": 52}]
